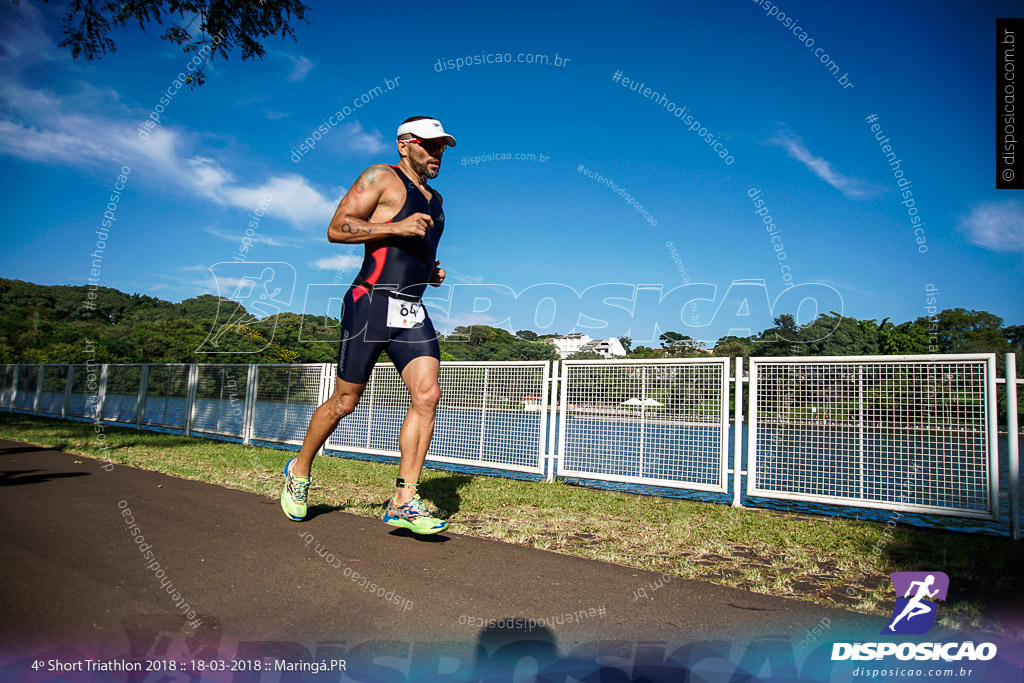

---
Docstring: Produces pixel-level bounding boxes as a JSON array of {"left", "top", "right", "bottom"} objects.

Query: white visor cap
[{"left": 396, "top": 118, "right": 456, "bottom": 147}]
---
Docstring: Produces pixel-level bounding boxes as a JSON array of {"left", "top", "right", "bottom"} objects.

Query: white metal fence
[
  {"left": 327, "top": 361, "right": 550, "bottom": 474},
  {"left": 250, "top": 364, "right": 324, "bottom": 446},
  {"left": 103, "top": 364, "right": 144, "bottom": 424},
  {"left": 0, "top": 354, "right": 1018, "bottom": 536},
  {"left": 747, "top": 355, "right": 999, "bottom": 519},
  {"left": 0, "top": 361, "right": 551, "bottom": 476},
  {"left": 557, "top": 357, "right": 730, "bottom": 492}
]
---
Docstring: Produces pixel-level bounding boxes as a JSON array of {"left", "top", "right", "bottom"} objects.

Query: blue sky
[{"left": 0, "top": 0, "right": 1021, "bottom": 346}]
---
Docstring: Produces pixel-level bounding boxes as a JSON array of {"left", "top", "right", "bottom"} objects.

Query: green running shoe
[
  {"left": 383, "top": 494, "right": 449, "bottom": 534},
  {"left": 281, "top": 458, "right": 310, "bottom": 521}
]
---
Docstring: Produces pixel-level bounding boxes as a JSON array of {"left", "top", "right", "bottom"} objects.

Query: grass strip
[{"left": 0, "top": 412, "right": 1020, "bottom": 637}]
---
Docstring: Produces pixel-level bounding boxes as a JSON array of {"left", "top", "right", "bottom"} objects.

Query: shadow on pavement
[
  {"left": 0, "top": 446, "right": 54, "bottom": 457},
  {"left": 387, "top": 527, "right": 451, "bottom": 543},
  {"left": 0, "top": 469, "right": 90, "bottom": 487},
  {"left": 304, "top": 504, "right": 347, "bottom": 521}
]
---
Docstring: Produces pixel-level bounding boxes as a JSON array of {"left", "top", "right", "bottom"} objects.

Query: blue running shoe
[
  {"left": 281, "top": 458, "right": 310, "bottom": 521},
  {"left": 383, "top": 494, "right": 448, "bottom": 534}
]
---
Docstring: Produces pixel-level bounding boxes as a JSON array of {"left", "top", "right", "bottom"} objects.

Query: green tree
[
  {"left": 713, "top": 335, "right": 754, "bottom": 358},
  {"left": 659, "top": 331, "right": 703, "bottom": 356},
  {"left": 1004, "top": 324, "right": 1024, "bottom": 350},
  {"left": 659, "top": 331, "right": 687, "bottom": 348},
  {"left": 876, "top": 319, "right": 930, "bottom": 354},
  {"left": 753, "top": 314, "right": 800, "bottom": 356},
  {"left": 799, "top": 313, "right": 880, "bottom": 356},
  {"left": 565, "top": 351, "right": 604, "bottom": 360},
  {"left": 921, "top": 309, "right": 1008, "bottom": 354},
  {"left": 627, "top": 346, "right": 660, "bottom": 359},
  {"left": 39, "top": 0, "right": 312, "bottom": 87},
  {"left": 441, "top": 326, "right": 557, "bottom": 362}
]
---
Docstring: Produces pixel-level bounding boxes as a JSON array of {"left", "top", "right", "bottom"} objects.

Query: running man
[
  {"left": 281, "top": 116, "right": 456, "bottom": 534},
  {"left": 886, "top": 574, "right": 939, "bottom": 632}
]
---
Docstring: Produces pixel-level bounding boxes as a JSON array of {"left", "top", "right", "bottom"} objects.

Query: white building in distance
[
  {"left": 546, "top": 333, "right": 591, "bottom": 358},
  {"left": 579, "top": 337, "right": 627, "bottom": 358},
  {"left": 546, "top": 334, "right": 626, "bottom": 359}
]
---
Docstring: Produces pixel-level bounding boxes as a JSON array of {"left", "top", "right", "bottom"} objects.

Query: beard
[{"left": 411, "top": 156, "right": 440, "bottom": 180}]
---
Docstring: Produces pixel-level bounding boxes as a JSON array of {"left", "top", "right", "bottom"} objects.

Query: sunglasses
[{"left": 403, "top": 137, "right": 447, "bottom": 154}]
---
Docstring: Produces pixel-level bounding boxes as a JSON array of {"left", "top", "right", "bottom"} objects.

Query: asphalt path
[{"left": 0, "top": 438, "right": 905, "bottom": 680}]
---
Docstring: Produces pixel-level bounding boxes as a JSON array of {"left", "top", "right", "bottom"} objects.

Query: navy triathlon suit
[{"left": 336, "top": 165, "right": 445, "bottom": 383}]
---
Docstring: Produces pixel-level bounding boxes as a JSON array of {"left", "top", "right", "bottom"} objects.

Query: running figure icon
[{"left": 886, "top": 574, "right": 940, "bottom": 632}]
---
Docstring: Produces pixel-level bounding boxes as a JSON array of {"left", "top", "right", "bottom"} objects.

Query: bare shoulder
[
  {"left": 347, "top": 164, "right": 401, "bottom": 208},
  {"left": 365, "top": 164, "right": 406, "bottom": 222},
  {"left": 354, "top": 163, "right": 400, "bottom": 191}
]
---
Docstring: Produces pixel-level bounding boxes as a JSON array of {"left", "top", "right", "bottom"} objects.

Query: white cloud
[
  {"left": 341, "top": 121, "right": 388, "bottom": 155},
  {"left": 285, "top": 54, "right": 315, "bottom": 82},
  {"left": 959, "top": 200, "right": 1024, "bottom": 254},
  {"left": 450, "top": 272, "right": 485, "bottom": 284},
  {"left": 771, "top": 133, "right": 876, "bottom": 199},
  {"left": 201, "top": 224, "right": 308, "bottom": 248},
  {"left": 817, "top": 279, "right": 874, "bottom": 297},
  {"left": 0, "top": 93, "right": 339, "bottom": 229},
  {"left": 224, "top": 174, "right": 340, "bottom": 226},
  {"left": 0, "top": 7, "right": 339, "bottom": 230},
  {"left": 309, "top": 254, "right": 363, "bottom": 271}
]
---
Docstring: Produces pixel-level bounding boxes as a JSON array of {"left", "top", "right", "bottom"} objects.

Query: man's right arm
[{"left": 327, "top": 165, "right": 433, "bottom": 243}]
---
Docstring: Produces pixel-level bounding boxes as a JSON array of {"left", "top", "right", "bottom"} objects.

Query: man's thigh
[{"left": 398, "top": 356, "right": 440, "bottom": 398}]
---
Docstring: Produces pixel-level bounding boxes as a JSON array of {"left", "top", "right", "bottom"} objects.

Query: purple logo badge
[{"left": 883, "top": 571, "right": 949, "bottom": 635}]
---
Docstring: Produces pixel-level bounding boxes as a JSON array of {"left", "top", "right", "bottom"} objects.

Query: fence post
[
  {"left": 1006, "top": 353, "right": 1019, "bottom": 541},
  {"left": 733, "top": 356, "right": 744, "bottom": 508},
  {"left": 317, "top": 363, "right": 332, "bottom": 455},
  {"left": 639, "top": 366, "right": 647, "bottom": 478},
  {"left": 37, "top": 365, "right": 48, "bottom": 415},
  {"left": 557, "top": 361, "right": 569, "bottom": 482},
  {"left": 9, "top": 364, "right": 18, "bottom": 411},
  {"left": 541, "top": 361, "right": 554, "bottom": 482},
  {"left": 547, "top": 361, "right": 561, "bottom": 483},
  {"left": 61, "top": 364, "right": 73, "bottom": 418},
  {"left": 857, "top": 366, "right": 865, "bottom": 500},
  {"left": 243, "top": 364, "right": 258, "bottom": 445},
  {"left": 987, "top": 354, "right": 1001, "bottom": 521},
  {"left": 365, "top": 367, "right": 376, "bottom": 449},
  {"left": 96, "top": 364, "right": 109, "bottom": 422},
  {"left": 479, "top": 367, "right": 489, "bottom": 462},
  {"left": 31, "top": 365, "right": 43, "bottom": 414},
  {"left": 136, "top": 365, "right": 149, "bottom": 429},
  {"left": 746, "top": 359, "right": 758, "bottom": 498},
  {"left": 184, "top": 364, "right": 198, "bottom": 436}
]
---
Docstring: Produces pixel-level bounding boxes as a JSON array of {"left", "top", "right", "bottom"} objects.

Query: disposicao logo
[
  {"left": 884, "top": 571, "right": 949, "bottom": 635},
  {"left": 831, "top": 570, "right": 998, "bottom": 662}
]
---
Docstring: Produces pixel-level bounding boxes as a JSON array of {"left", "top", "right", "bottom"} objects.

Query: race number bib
[{"left": 386, "top": 296, "right": 425, "bottom": 329}]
